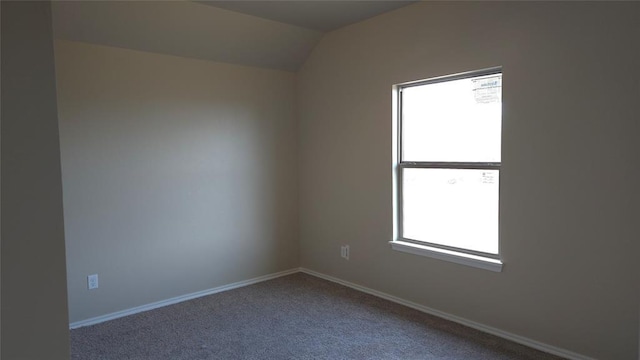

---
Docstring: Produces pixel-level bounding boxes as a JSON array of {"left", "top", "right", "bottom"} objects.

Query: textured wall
[
  {"left": 55, "top": 40, "right": 299, "bottom": 323},
  {"left": 297, "top": 2, "right": 639, "bottom": 359},
  {"left": 1, "top": 1, "right": 70, "bottom": 358}
]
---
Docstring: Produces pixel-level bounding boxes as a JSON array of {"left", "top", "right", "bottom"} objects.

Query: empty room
[{"left": 1, "top": 1, "right": 638, "bottom": 359}]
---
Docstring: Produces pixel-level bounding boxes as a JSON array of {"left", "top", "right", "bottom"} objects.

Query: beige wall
[
  {"left": 297, "top": 2, "right": 639, "bottom": 359},
  {"left": 1, "top": 1, "right": 71, "bottom": 358},
  {"left": 55, "top": 40, "right": 299, "bottom": 323}
]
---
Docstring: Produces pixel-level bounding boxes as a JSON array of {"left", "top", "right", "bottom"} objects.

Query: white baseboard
[
  {"left": 69, "top": 268, "right": 300, "bottom": 329},
  {"left": 299, "top": 268, "right": 596, "bottom": 360},
  {"left": 70, "top": 266, "right": 596, "bottom": 360}
]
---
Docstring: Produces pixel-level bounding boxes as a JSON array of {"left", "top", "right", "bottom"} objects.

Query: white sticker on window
[
  {"left": 481, "top": 171, "right": 495, "bottom": 184},
  {"left": 472, "top": 76, "right": 502, "bottom": 104}
]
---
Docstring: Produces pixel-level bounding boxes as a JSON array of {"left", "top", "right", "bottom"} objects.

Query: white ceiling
[
  {"left": 52, "top": 1, "right": 417, "bottom": 72},
  {"left": 196, "top": 1, "right": 418, "bottom": 32}
]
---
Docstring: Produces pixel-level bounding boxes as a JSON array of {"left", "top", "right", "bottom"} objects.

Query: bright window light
[
  {"left": 403, "top": 168, "right": 499, "bottom": 254},
  {"left": 394, "top": 69, "right": 502, "bottom": 259},
  {"left": 402, "top": 76, "right": 502, "bottom": 163}
]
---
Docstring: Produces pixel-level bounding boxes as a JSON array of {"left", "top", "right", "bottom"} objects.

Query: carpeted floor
[{"left": 71, "top": 273, "right": 565, "bottom": 359}]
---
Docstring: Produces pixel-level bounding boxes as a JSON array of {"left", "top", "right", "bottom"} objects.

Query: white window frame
[{"left": 390, "top": 67, "right": 503, "bottom": 272}]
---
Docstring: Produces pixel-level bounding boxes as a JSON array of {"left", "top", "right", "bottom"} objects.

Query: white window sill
[{"left": 389, "top": 240, "right": 503, "bottom": 272}]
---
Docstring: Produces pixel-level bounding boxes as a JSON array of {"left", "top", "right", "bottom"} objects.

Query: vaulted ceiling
[
  {"left": 52, "top": 1, "right": 416, "bottom": 72},
  {"left": 196, "top": 1, "right": 417, "bottom": 32}
]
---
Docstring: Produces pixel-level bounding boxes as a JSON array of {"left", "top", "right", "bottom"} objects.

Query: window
[{"left": 391, "top": 68, "right": 503, "bottom": 272}]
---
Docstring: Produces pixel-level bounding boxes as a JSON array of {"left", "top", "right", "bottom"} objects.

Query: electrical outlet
[
  {"left": 341, "top": 245, "right": 350, "bottom": 260},
  {"left": 88, "top": 274, "right": 99, "bottom": 290}
]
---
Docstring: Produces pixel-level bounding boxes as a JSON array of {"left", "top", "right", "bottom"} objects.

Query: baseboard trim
[
  {"left": 299, "top": 268, "right": 596, "bottom": 360},
  {"left": 70, "top": 266, "right": 596, "bottom": 360},
  {"left": 69, "top": 268, "right": 300, "bottom": 329}
]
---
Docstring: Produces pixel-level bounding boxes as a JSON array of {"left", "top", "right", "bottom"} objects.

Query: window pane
[
  {"left": 402, "top": 74, "right": 502, "bottom": 162},
  {"left": 402, "top": 168, "right": 499, "bottom": 254}
]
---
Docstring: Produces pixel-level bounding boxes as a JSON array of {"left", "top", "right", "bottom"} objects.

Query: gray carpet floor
[{"left": 71, "top": 273, "right": 565, "bottom": 359}]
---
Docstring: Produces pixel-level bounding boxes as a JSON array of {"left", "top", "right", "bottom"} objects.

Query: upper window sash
[{"left": 398, "top": 67, "right": 502, "bottom": 164}]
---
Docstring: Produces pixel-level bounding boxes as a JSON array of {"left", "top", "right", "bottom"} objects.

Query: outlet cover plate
[{"left": 88, "top": 274, "right": 99, "bottom": 290}]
